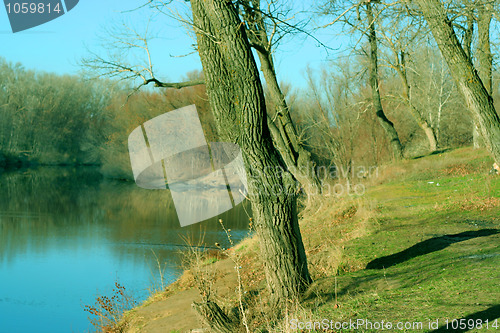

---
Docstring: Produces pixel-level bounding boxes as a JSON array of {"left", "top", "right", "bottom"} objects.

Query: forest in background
[{"left": 1, "top": 39, "right": 499, "bottom": 178}]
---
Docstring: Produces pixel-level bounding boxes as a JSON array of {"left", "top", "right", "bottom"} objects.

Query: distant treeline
[
  {"left": 0, "top": 58, "right": 112, "bottom": 168},
  {"left": 2, "top": 47, "right": 498, "bottom": 178},
  {"left": 0, "top": 58, "right": 214, "bottom": 179}
]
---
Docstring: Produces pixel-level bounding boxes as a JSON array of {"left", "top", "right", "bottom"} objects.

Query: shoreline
[{"left": 89, "top": 147, "right": 500, "bottom": 332}]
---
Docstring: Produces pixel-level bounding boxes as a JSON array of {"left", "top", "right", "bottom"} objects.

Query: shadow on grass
[
  {"left": 430, "top": 304, "right": 500, "bottom": 332},
  {"left": 366, "top": 229, "right": 499, "bottom": 270},
  {"left": 411, "top": 148, "right": 453, "bottom": 160}
]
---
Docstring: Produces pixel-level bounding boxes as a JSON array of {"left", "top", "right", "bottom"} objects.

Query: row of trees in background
[
  {"left": 0, "top": 58, "right": 111, "bottom": 166},
  {"left": 312, "top": 0, "right": 500, "bottom": 166},
  {"left": 1, "top": 37, "right": 498, "bottom": 174},
  {"left": 1, "top": 45, "right": 493, "bottom": 176},
  {"left": 298, "top": 44, "right": 489, "bottom": 173},
  {"left": 0, "top": 59, "right": 212, "bottom": 172}
]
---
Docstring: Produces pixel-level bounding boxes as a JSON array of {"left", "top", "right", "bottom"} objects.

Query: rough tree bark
[
  {"left": 192, "top": 301, "right": 239, "bottom": 333},
  {"left": 415, "top": 0, "right": 500, "bottom": 165},
  {"left": 366, "top": 2, "right": 404, "bottom": 160},
  {"left": 473, "top": 3, "right": 493, "bottom": 148},
  {"left": 462, "top": 7, "right": 483, "bottom": 148},
  {"left": 190, "top": 0, "right": 311, "bottom": 317},
  {"left": 463, "top": 9, "right": 474, "bottom": 62},
  {"left": 240, "top": 1, "right": 322, "bottom": 196},
  {"left": 477, "top": 4, "right": 493, "bottom": 94}
]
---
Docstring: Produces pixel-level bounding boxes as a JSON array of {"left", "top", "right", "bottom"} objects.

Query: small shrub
[{"left": 84, "top": 282, "right": 137, "bottom": 333}]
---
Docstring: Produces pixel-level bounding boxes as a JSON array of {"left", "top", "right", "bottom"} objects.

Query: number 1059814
[
  {"left": 5, "top": 2, "right": 62, "bottom": 14},
  {"left": 445, "top": 318, "right": 499, "bottom": 330}
]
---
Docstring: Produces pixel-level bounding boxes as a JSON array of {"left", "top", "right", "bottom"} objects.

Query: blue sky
[{"left": 0, "top": 1, "right": 344, "bottom": 88}]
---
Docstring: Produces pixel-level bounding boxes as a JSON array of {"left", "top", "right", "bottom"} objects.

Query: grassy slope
[
  {"left": 120, "top": 147, "right": 499, "bottom": 332},
  {"left": 295, "top": 147, "right": 499, "bottom": 332}
]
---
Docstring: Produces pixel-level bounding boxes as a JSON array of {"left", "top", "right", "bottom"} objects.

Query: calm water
[{"left": 0, "top": 167, "right": 250, "bottom": 333}]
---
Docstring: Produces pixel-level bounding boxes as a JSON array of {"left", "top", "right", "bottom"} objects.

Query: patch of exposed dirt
[{"left": 123, "top": 258, "right": 238, "bottom": 333}]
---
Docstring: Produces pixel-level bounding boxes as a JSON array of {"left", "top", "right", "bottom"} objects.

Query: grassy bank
[{"left": 101, "top": 147, "right": 499, "bottom": 332}]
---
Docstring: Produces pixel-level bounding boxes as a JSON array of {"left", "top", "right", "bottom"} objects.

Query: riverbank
[
  {"left": 0, "top": 151, "right": 35, "bottom": 169},
  {"left": 0, "top": 150, "right": 104, "bottom": 171},
  {"left": 110, "top": 147, "right": 499, "bottom": 332}
]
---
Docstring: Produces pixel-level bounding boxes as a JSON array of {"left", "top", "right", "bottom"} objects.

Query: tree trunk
[
  {"left": 396, "top": 52, "right": 438, "bottom": 152},
  {"left": 462, "top": 10, "right": 474, "bottom": 63},
  {"left": 474, "top": 3, "right": 493, "bottom": 149},
  {"left": 190, "top": 0, "right": 312, "bottom": 310},
  {"left": 462, "top": 7, "right": 483, "bottom": 149},
  {"left": 192, "top": 301, "right": 239, "bottom": 333},
  {"left": 416, "top": 0, "right": 500, "bottom": 165},
  {"left": 257, "top": 50, "right": 322, "bottom": 196},
  {"left": 473, "top": 125, "right": 483, "bottom": 148},
  {"left": 422, "top": 124, "right": 438, "bottom": 152},
  {"left": 477, "top": 4, "right": 493, "bottom": 94},
  {"left": 366, "top": 3, "right": 404, "bottom": 160},
  {"left": 241, "top": 1, "right": 322, "bottom": 196}
]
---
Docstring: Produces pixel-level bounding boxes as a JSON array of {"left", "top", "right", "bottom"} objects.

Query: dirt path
[{"left": 124, "top": 258, "right": 238, "bottom": 333}]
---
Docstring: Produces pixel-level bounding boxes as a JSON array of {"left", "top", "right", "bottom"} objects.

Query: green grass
[
  {"left": 203, "top": 257, "right": 220, "bottom": 265},
  {"left": 297, "top": 147, "right": 499, "bottom": 332}
]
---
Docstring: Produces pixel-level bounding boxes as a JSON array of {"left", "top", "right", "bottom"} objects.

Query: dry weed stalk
[{"left": 217, "top": 218, "right": 250, "bottom": 333}]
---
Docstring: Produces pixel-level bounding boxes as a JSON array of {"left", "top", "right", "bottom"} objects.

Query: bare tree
[
  {"left": 402, "top": 43, "right": 469, "bottom": 148},
  {"left": 305, "top": 64, "right": 361, "bottom": 181},
  {"left": 475, "top": 0, "right": 494, "bottom": 147},
  {"left": 321, "top": 0, "right": 404, "bottom": 160},
  {"left": 415, "top": 0, "right": 500, "bottom": 165},
  {"left": 461, "top": 2, "right": 483, "bottom": 148},
  {"left": 477, "top": 2, "right": 493, "bottom": 94},
  {"left": 424, "top": 47, "right": 454, "bottom": 146},
  {"left": 379, "top": 13, "right": 440, "bottom": 152},
  {"left": 365, "top": 2, "right": 404, "bottom": 159},
  {"left": 422, "top": 0, "right": 496, "bottom": 149}
]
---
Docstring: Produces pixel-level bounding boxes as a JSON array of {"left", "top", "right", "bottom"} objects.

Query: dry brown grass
[
  {"left": 458, "top": 196, "right": 500, "bottom": 211},
  {"left": 299, "top": 195, "right": 376, "bottom": 280},
  {"left": 442, "top": 163, "right": 476, "bottom": 176}
]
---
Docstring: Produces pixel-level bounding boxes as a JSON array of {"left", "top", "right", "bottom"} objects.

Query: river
[{"left": 0, "top": 167, "right": 251, "bottom": 333}]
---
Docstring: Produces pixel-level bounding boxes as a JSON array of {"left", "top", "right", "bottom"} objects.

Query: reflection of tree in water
[{"left": 0, "top": 167, "right": 251, "bottom": 264}]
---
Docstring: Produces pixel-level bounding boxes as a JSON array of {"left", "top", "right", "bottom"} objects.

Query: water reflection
[{"left": 0, "top": 167, "right": 250, "bottom": 333}]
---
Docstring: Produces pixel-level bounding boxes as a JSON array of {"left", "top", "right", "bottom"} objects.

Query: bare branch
[
  {"left": 144, "top": 78, "right": 204, "bottom": 88},
  {"left": 81, "top": 17, "right": 205, "bottom": 93},
  {"left": 320, "top": 3, "right": 359, "bottom": 28}
]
